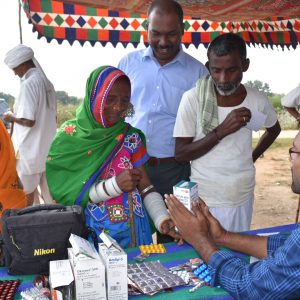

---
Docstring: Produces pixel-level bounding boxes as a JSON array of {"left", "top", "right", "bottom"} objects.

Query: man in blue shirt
[
  {"left": 165, "top": 131, "right": 300, "bottom": 299},
  {"left": 0, "top": 98, "right": 10, "bottom": 129},
  {"left": 118, "top": 0, "right": 208, "bottom": 242}
]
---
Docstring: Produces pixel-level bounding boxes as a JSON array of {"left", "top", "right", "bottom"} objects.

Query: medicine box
[
  {"left": 98, "top": 242, "right": 128, "bottom": 300},
  {"left": 49, "top": 259, "right": 74, "bottom": 300},
  {"left": 68, "top": 248, "right": 106, "bottom": 300},
  {"left": 173, "top": 180, "right": 199, "bottom": 210}
]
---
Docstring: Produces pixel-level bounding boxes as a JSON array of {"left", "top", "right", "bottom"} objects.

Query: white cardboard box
[
  {"left": 68, "top": 248, "right": 107, "bottom": 300},
  {"left": 173, "top": 180, "right": 198, "bottom": 210},
  {"left": 49, "top": 259, "right": 74, "bottom": 300},
  {"left": 98, "top": 242, "right": 128, "bottom": 300}
]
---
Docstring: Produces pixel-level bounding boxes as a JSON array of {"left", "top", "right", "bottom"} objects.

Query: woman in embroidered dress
[{"left": 46, "top": 66, "right": 180, "bottom": 248}]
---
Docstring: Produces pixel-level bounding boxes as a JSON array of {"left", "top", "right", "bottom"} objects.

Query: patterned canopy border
[{"left": 22, "top": 0, "right": 300, "bottom": 49}]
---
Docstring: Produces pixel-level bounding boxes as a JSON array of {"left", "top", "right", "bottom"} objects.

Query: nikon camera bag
[{"left": 1, "top": 204, "right": 86, "bottom": 275}]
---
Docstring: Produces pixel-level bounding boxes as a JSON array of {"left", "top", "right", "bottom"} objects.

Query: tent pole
[
  {"left": 128, "top": 192, "right": 136, "bottom": 248},
  {"left": 18, "top": 0, "right": 23, "bottom": 44}
]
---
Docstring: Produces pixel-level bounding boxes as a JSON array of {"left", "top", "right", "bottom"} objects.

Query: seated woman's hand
[
  {"left": 116, "top": 169, "right": 142, "bottom": 192},
  {"left": 160, "top": 219, "right": 184, "bottom": 245}
]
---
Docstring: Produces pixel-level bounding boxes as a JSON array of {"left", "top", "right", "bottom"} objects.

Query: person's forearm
[
  {"left": 191, "top": 235, "right": 219, "bottom": 262},
  {"left": 209, "top": 233, "right": 299, "bottom": 300},
  {"left": 175, "top": 130, "right": 220, "bottom": 162},
  {"left": 216, "top": 232, "right": 268, "bottom": 259},
  {"left": 284, "top": 107, "right": 300, "bottom": 120},
  {"left": 252, "top": 121, "right": 281, "bottom": 162},
  {"left": 4, "top": 112, "right": 35, "bottom": 127},
  {"left": 12, "top": 116, "right": 35, "bottom": 127}
]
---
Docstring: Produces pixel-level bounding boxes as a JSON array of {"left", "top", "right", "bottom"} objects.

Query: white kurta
[
  {"left": 12, "top": 68, "right": 57, "bottom": 175},
  {"left": 281, "top": 84, "right": 300, "bottom": 107},
  {"left": 174, "top": 85, "right": 278, "bottom": 208}
]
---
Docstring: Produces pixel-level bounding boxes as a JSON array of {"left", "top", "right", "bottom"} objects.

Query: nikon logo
[{"left": 34, "top": 248, "right": 55, "bottom": 256}]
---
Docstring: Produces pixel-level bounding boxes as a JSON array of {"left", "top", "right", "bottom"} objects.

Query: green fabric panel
[
  {"left": 43, "top": 26, "right": 54, "bottom": 38},
  {"left": 131, "top": 287, "right": 228, "bottom": 300},
  {"left": 130, "top": 31, "right": 141, "bottom": 42},
  {"left": 131, "top": 13, "right": 141, "bottom": 18},
  {"left": 41, "top": 0, "right": 52, "bottom": 13},
  {"left": 86, "top": 7, "right": 97, "bottom": 16},
  {"left": 88, "top": 29, "right": 98, "bottom": 41},
  {"left": 210, "top": 32, "right": 220, "bottom": 41},
  {"left": 276, "top": 32, "right": 284, "bottom": 43}
]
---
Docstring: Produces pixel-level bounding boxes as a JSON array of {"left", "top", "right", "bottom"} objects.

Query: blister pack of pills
[
  {"left": 170, "top": 269, "right": 190, "bottom": 284},
  {"left": 128, "top": 261, "right": 187, "bottom": 295},
  {"left": 169, "top": 260, "right": 203, "bottom": 286},
  {"left": 139, "top": 244, "right": 166, "bottom": 254},
  {"left": 133, "top": 253, "right": 150, "bottom": 262},
  {"left": 20, "top": 287, "right": 51, "bottom": 300},
  {"left": 193, "top": 263, "right": 212, "bottom": 285},
  {"left": 193, "top": 262, "right": 221, "bottom": 289},
  {"left": 0, "top": 280, "right": 20, "bottom": 300}
]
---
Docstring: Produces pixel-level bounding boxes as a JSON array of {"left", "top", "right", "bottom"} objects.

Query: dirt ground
[{"left": 251, "top": 146, "right": 299, "bottom": 229}]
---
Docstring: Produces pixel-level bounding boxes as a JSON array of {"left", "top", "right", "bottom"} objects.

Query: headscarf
[
  {"left": 0, "top": 121, "right": 26, "bottom": 224},
  {"left": 46, "top": 66, "right": 143, "bottom": 208},
  {"left": 4, "top": 44, "right": 56, "bottom": 110}
]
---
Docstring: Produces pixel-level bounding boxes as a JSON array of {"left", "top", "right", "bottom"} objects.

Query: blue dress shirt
[
  {"left": 118, "top": 46, "right": 208, "bottom": 157},
  {"left": 208, "top": 226, "right": 300, "bottom": 299},
  {"left": 0, "top": 98, "right": 10, "bottom": 129}
]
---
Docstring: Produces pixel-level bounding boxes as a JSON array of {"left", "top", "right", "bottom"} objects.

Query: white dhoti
[
  {"left": 209, "top": 194, "right": 254, "bottom": 232},
  {"left": 17, "top": 163, "right": 53, "bottom": 205}
]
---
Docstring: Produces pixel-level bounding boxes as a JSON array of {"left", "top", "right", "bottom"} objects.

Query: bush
[
  {"left": 269, "top": 94, "right": 284, "bottom": 110},
  {"left": 57, "top": 103, "right": 78, "bottom": 127},
  {"left": 56, "top": 103, "right": 298, "bottom": 130},
  {"left": 276, "top": 108, "right": 298, "bottom": 130}
]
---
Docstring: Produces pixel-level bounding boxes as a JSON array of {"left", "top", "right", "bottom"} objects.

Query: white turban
[
  {"left": 4, "top": 44, "right": 34, "bottom": 69},
  {"left": 4, "top": 44, "right": 56, "bottom": 111}
]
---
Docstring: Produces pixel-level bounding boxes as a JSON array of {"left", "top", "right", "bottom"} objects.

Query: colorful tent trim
[{"left": 22, "top": 0, "right": 300, "bottom": 49}]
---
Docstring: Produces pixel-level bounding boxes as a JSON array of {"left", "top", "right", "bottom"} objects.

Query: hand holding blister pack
[{"left": 245, "top": 108, "right": 267, "bottom": 132}]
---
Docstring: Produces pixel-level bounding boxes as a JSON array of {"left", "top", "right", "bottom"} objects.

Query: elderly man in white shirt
[
  {"left": 173, "top": 33, "right": 281, "bottom": 232},
  {"left": 3, "top": 44, "right": 57, "bottom": 206}
]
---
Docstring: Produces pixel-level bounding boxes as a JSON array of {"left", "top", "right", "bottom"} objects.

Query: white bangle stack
[
  {"left": 89, "top": 176, "right": 123, "bottom": 203},
  {"left": 105, "top": 176, "right": 123, "bottom": 196}
]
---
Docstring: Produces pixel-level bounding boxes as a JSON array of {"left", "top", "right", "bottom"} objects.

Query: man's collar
[
  {"left": 142, "top": 46, "right": 185, "bottom": 66},
  {"left": 21, "top": 67, "right": 36, "bottom": 81}
]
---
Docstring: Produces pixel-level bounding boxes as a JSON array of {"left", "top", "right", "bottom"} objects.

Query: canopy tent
[{"left": 22, "top": 0, "right": 300, "bottom": 49}]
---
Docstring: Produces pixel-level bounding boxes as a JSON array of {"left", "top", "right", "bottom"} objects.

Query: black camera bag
[{"left": 1, "top": 204, "right": 86, "bottom": 275}]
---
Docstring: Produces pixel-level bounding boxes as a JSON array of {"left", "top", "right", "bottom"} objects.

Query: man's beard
[{"left": 214, "top": 81, "right": 241, "bottom": 96}]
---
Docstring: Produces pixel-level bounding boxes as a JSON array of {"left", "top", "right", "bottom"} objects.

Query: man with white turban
[{"left": 3, "top": 44, "right": 57, "bottom": 206}]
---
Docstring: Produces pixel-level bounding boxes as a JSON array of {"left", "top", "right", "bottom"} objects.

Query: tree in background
[
  {"left": 0, "top": 92, "right": 15, "bottom": 107},
  {"left": 246, "top": 80, "right": 273, "bottom": 97},
  {"left": 56, "top": 90, "right": 81, "bottom": 105},
  {"left": 1, "top": 91, "right": 82, "bottom": 107},
  {"left": 0, "top": 91, "right": 82, "bottom": 127},
  {"left": 55, "top": 91, "right": 82, "bottom": 126}
]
